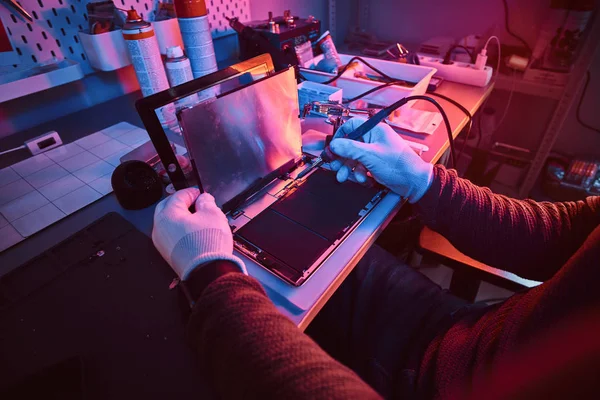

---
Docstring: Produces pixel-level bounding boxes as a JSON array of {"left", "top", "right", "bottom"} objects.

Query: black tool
[
  {"left": 226, "top": 12, "right": 320, "bottom": 70},
  {"left": 226, "top": 16, "right": 302, "bottom": 71}
]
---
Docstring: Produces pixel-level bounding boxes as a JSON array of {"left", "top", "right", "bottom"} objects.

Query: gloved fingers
[
  {"left": 336, "top": 164, "right": 352, "bottom": 183},
  {"left": 336, "top": 158, "right": 357, "bottom": 183},
  {"left": 154, "top": 195, "right": 169, "bottom": 216},
  {"left": 334, "top": 117, "right": 367, "bottom": 138},
  {"left": 329, "top": 138, "right": 373, "bottom": 165},
  {"left": 354, "top": 163, "right": 369, "bottom": 183},
  {"left": 164, "top": 187, "right": 200, "bottom": 213},
  {"left": 329, "top": 159, "right": 344, "bottom": 171},
  {"left": 195, "top": 192, "right": 219, "bottom": 212}
]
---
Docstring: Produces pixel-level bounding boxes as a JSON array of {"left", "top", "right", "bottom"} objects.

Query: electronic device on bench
[
  {"left": 135, "top": 54, "right": 387, "bottom": 286},
  {"left": 237, "top": 10, "right": 321, "bottom": 68},
  {"left": 178, "top": 67, "right": 386, "bottom": 286}
]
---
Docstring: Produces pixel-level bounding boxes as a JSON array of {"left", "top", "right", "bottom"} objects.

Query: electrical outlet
[
  {"left": 24, "top": 131, "right": 63, "bottom": 155},
  {"left": 417, "top": 55, "right": 493, "bottom": 87}
]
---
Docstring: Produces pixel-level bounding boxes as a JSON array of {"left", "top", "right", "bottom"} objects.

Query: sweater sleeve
[
  {"left": 187, "top": 273, "right": 382, "bottom": 400},
  {"left": 415, "top": 165, "right": 600, "bottom": 282}
]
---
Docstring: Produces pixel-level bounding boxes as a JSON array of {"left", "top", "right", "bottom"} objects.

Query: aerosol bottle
[
  {"left": 122, "top": 10, "right": 175, "bottom": 125},
  {"left": 173, "top": 0, "right": 218, "bottom": 79},
  {"left": 165, "top": 45, "right": 197, "bottom": 108},
  {"left": 165, "top": 45, "right": 193, "bottom": 87}
]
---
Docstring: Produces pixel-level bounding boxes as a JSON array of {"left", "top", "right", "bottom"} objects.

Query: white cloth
[
  {"left": 152, "top": 189, "right": 246, "bottom": 279},
  {"left": 329, "top": 117, "right": 434, "bottom": 203}
]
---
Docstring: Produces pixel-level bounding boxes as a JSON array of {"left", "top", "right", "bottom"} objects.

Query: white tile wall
[
  {"left": 24, "top": 164, "right": 70, "bottom": 189},
  {"left": 59, "top": 151, "right": 101, "bottom": 173},
  {"left": 11, "top": 154, "right": 54, "bottom": 177},
  {"left": 75, "top": 132, "right": 111, "bottom": 150},
  {"left": 88, "top": 139, "right": 129, "bottom": 159},
  {"left": 88, "top": 174, "right": 113, "bottom": 196},
  {"left": 12, "top": 203, "right": 66, "bottom": 237},
  {"left": 0, "top": 225, "right": 24, "bottom": 252},
  {"left": 0, "top": 213, "right": 8, "bottom": 229},
  {"left": 115, "top": 129, "right": 150, "bottom": 146},
  {"left": 104, "top": 148, "right": 132, "bottom": 167},
  {"left": 102, "top": 122, "right": 138, "bottom": 139},
  {"left": 45, "top": 142, "right": 85, "bottom": 163},
  {"left": 0, "top": 122, "right": 155, "bottom": 253},
  {"left": 0, "top": 167, "right": 20, "bottom": 187},
  {"left": 73, "top": 160, "right": 115, "bottom": 184},
  {"left": 0, "top": 191, "right": 49, "bottom": 222},
  {"left": 38, "top": 175, "right": 86, "bottom": 201},
  {"left": 53, "top": 186, "right": 102, "bottom": 215},
  {"left": 0, "top": 179, "right": 35, "bottom": 206}
]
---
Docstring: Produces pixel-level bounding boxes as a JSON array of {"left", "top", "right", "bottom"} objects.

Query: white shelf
[{"left": 0, "top": 59, "right": 84, "bottom": 103}]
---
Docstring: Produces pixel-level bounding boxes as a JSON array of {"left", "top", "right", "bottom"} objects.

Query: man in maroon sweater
[{"left": 152, "top": 118, "right": 600, "bottom": 399}]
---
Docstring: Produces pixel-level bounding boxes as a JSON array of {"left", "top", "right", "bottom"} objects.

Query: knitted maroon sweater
[{"left": 188, "top": 165, "right": 600, "bottom": 399}]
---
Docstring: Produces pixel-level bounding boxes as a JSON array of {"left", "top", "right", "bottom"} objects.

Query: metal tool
[{"left": 2, "top": 0, "right": 33, "bottom": 21}]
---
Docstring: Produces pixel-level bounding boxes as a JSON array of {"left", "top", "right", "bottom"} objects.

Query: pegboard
[{"left": 0, "top": 0, "right": 250, "bottom": 75}]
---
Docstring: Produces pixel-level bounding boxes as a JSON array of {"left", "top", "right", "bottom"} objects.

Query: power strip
[
  {"left": 25, "top": 131, "right": 63, "bottom": 155},
  {"left": 417, "top": 55, "right": 493, "bottom": 87}
]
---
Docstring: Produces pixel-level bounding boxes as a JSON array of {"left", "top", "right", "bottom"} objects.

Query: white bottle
[{"left": 165, "top": 45, "right": 193, "bottom": 87}]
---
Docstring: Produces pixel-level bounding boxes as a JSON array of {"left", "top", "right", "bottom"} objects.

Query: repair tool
[
  {"left": 296, "top": 97, "right": 411, "bottom": 179},
  {"left": 1, "top": 0, "right": 33, "bottom": 22},
  {"left": 297, "top": 94, "right": 454, "bottom": 179}
]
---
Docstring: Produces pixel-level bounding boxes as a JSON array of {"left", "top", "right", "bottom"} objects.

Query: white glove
[
  {"left": 329, "top": 117, "right": 434, "bottom": 203},
  {"left": 152, "top": 188, "right": 247, "bottom": 280}
]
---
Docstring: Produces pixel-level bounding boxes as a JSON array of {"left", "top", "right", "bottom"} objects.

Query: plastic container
[
  {"left": 78, "top": 30, "right": 131, "bottom": 71},
  {"left": 300, "top": 54, "right": 437, "bottom": 106}
]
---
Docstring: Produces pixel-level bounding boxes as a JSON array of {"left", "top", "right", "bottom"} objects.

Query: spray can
[
  {"left": 173, "top": 0, "right": 218, "bottom": 79},
  {"left": 316, "top": 30, "right": 343, "bottom": 70},
  {"left": 165, "top": 45, "right": 193, "bottom": 87},
  {"left": 122, "top": 10, "right": 169, "bottom": 97},
  {"left": 122, "top": 10, "right": 175, "bottom": 125},
  {"left": 165, "top": 45, "right": 198, "bottom": 108}
]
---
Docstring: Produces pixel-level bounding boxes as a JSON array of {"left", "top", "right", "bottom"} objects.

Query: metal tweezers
[{"left": 2, "top": 0, "right": 34, "bottom": 22}]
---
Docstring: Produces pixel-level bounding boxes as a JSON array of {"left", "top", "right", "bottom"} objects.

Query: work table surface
[{"left": 0, "top": 80, "right": 493, "bottom": 330}]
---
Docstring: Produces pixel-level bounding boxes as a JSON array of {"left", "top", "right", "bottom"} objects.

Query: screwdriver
[{"left": 296, "top": 96, "right": 412, "bottom": 180}]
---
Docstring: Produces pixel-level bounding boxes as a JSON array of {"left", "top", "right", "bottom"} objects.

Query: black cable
[
  {"left": 576, "top": 70, "right": 600, "bottom": 134},
  {"left": 427, "top": 92, "right": 473, "bottom": 162},
  {"left": 372, "top": 95, "right": 456, "bottom": 167},
  {"left": 457, "top": 119, "right": 473, "bottom": 163},
  {"left": 320, "top": 56, "right": 411, "bottom": 86},
  {"left": 501, "top": 0, "right": 532, "bottom": 55},
  {"left": 297, "top": 70, "right": 310, "bottom": 82},
  {"left": 337, "top": 86, "right": 457, "bottom": 166},
  {"left": 443, "top": 44, "right": 475, "bottom": 64},
  {"left": 342, "top": 80, "right": 405, "bottom": 104}
]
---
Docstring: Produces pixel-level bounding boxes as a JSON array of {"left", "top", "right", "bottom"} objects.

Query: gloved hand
[
  {"left": 329, "top": 117, "right": 434, "bottom": 203},
  {"left": 152, "top": 188, "right": 247, "bottom": 280}
]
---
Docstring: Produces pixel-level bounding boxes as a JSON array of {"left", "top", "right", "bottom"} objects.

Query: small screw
[{"left": 168, "top": 163, "right": 177, "bottom": 173}]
